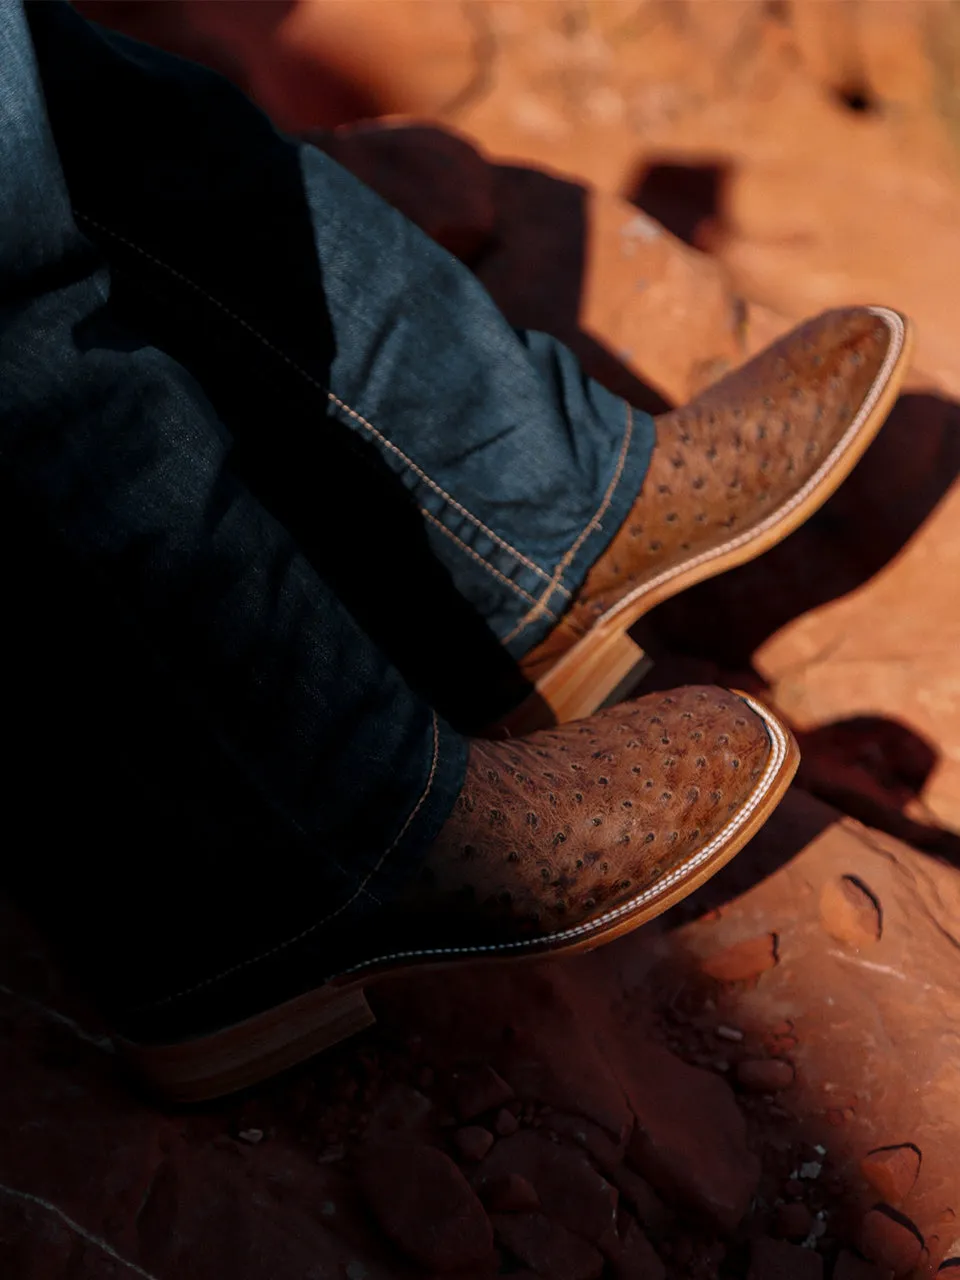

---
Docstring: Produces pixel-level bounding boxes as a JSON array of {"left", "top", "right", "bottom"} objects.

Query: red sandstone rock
[
  {"left": 701, "top": 935, "right": 779, "bottom": 983},
  {"left": 455, "top": 1126, "right": 495, "bottom": 1162},
  {"left": 543, "top": 1113, "right": 627, "bottom": 1170},
  {"left": 611, "top": 1218, "right": 666, "bottom": 1280},
  {"left": 494, "top": 1108, "right": 519, "bottom": 1137},
  {"left": 365, "top": 1083, "right": 434, "bottom": 1138},
  {"left": 819, "top": 877, "right": 883, "bottom": 948},
  {"left": 491, "top": 1213, "right": 604, "bottom": 1280},
  {"left": 737, "top": 1059, "right": 795, "bottom": 1093},
  {"left": 859, "top": 1147, "right": 920, "bottom": 1204},
  {"left": 477, "top": 1130, "right": 618, "bottom": 1245},
  {"left": 622, "top": 1042, "right": 760, "bottom": 1231},
  {"left": 451, "top": 1065, "right": 515, "bottom": 1122},
  {"left": 776, "top": 1202, "right": 814, "bottom": 1241},
  {"left": 748, "top": 1236, "right": 823, "bottom": 1280},
  {"left": 860, "top": 1208, "right": 923, "bottom": 1277},
  {"left": 356, "top": 1140, "right": 493, "bottom": 1271},
  {"left": 834, "top": 1250, "right": 894, "bottom": 1280},
  {"left": 608, "top": 1167, "right": 670, "bottom": 1235},
  {"left": 479, "top": 1172, "right": 541, "bottom": 1213}
]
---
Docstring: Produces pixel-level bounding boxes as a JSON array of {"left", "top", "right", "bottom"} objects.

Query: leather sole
[
  {"left": 499, "top": 306, "right": 913, "bottom": 735},
  {"left": 121, "top": 693, "right": 798, "bottom": 1103}
]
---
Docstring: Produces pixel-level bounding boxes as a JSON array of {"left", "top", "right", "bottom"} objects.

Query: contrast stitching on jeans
[
  {"left": 141, "top": 712, "right": 441, "bottom": 1009},
  {"left": 503, "top": 402, "right": 635, "bottom": 646},
  {"left": 327, "top": 396, "right": 569, "bottom": 596},
  {"left": 420, "top": 508, "right": 556, "bottom": 617},
  {"left": 73, "top": 213, "right": 561, "bottom": 596},
  {"left": 579, "top": 307, "right": 906, "bottom": 634},
  {"left": 331, "top": 693, "right": 789, "bottom": 974}
]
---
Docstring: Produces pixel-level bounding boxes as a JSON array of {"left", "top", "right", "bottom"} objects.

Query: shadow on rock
[
  {"left": 646, "top": 390, "right": 960, "bottom": 668},
  {"left": 624, "top": 156, "right": 735, "bottom": 254},
  {"left": 636, "top": 387, "right": 960, "bottom": 853},
  {"left": 794, "top": 717, "right": 960, "bottom": 861}
]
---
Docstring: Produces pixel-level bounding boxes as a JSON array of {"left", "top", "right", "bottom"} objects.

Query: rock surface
[
  {"left": 860, "top": 1207, "right": 925, "bottom": 1277},
  {"left": 737, "top": 1058, "right": 796, "bottom": 1093},
  {"left": 819, "top": 877, "right": 883, "bottom": 950},
  {"left": 623, "top": 1041, "right": 761, "bottom": 1231},
  {"left": 859, "top": 1146, "right": 922, "bottom": 1206},
  {"left": 749, "top": 1236, "right": 824, "bottom": 1280},
  {"left": 356, "top": 1140, "right": 494, "bottom": 1270},
  {"left": 4, "top": 788, "right": 960, "bottom": 1273}
]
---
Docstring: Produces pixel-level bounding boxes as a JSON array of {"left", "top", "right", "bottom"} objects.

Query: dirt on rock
[{"left": 9, "top": 4, "right": 960, "bottom": 1280}]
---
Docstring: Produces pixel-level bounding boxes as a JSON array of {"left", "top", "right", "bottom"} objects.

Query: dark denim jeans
[{"left": 0, "top": 0, "right": 654, "bottom": 1030}]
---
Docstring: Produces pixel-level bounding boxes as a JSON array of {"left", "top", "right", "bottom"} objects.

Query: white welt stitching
[
  {"left": 334, "top": 692, "right": 788, "bottom": 975},
  {"left": 591, "top": 307, "right": 906, "bottom": 630}
]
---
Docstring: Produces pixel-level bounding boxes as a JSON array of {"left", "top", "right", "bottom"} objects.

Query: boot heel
[
  {"left": 122, "top": 983, "right": 376, "bottom": 1104},
  {"left": 542, "top": 627, "right": 651, "bottom": 723},
  {"left": 494, "top": 628, "right": 652, "bottom": 736}
]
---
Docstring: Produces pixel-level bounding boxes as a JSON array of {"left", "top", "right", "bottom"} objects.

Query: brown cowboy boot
[
  {"left": 124, "top": 685, "right": 797, "bottom": 1101},
  {"left": 503, "top": 306, "right": 912, "bottom": 732}
]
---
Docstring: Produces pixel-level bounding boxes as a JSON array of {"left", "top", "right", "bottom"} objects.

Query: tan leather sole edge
[
  {"left": 499, "top": 307, "right": 914, "bottom": 735},
  {"left": 121, "top": 695, "right": 798, "bottom": 1103}
]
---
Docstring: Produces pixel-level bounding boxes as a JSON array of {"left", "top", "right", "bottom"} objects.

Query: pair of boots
[{"left": 124, "top": 305, "right": 910, "bottom": 1100}]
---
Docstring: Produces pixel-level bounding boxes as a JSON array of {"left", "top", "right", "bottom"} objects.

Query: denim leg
[
  {"left": 309, "top": 161, "right": 657, "bottom": 658},
  {"left": 0, "top": 0, "right": 468, "bottom": 1022},
  {"left": 28, "top": 1, "right": 656, "bottom": 674}
]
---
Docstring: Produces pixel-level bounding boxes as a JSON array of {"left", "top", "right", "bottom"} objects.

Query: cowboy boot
[
  {"left": 123, "top": 685, "right": 797, "bottom": 1101},
  {"left": 503, "top": 306, "right": 911, "bottom": 732}
]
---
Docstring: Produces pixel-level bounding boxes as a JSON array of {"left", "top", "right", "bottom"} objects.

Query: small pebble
[
  {"left": 479, "top": 1171, "right": 540, "bottom": 1213},
  {"left": 800, "top": 1162, "right": 822, "bottom": 1180},
  {"left": 737, "top": 1058, "right": 795, "bottom": 1092},
  {"left": 859, "top": 1146, "right": 920, "bottom": 1204},
  {"left": 819, "top": 876, "right": 882, "bottom": 948},
  {"left": 451, "top": 1065, "right": 515, "bottom": 1121},
  {"left": 716, "top": 1025, "right": 745, "bottom": 1042},
  {"left": 834, "top": 1249, "right": 895, "bottom": 1280},
  {"left": 237, "top": 1129, "right": 264, "bottom": 1145},
  {"left": 861, "top": 1207, "right": 923, "bottom": 1276},
  {"left": 495, "top": 1108, "right": 520, "bottom": 1137},
  {"left": 701, "top": 934, "right": 778, "bottom": 982},
  {"left": 777, "top": 1202, "right": 814, "bottom": 1241},
  {"left": 748, "top": 1236, "right": 823, "bottom": 1279},
  {"left": 454, "top": 1125, "right": 495, "bottom": 1162}
]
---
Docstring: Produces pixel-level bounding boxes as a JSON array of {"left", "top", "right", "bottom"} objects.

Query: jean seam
[
  {"left": 73, "top": 212, "right": 565, "bottom": 605},
  {"left": 503, "top": 402, "right": 635, "bottom": 646},
  {"left": 138, "top": 711, "right": 441, "bottom": 1010},
  {"left": 327, "top": 396, "right": 570, "bottom": 599},
  {"left": 420, "top": 508, "right": 557, "bottom": 618}
]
